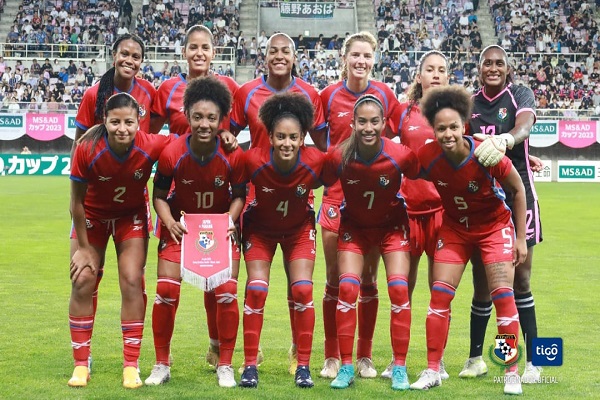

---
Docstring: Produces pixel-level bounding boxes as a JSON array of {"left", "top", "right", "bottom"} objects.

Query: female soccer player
[
  {"left": 318, "top": 32, "right": 400, "bottom": 380},
  {"left": 148, "top": 24, "right": 239, "bottom": 371},
  {"left": 409, "top": 85, "right": 526, "bottom": 396},
  {"left": 322, "top": 94, "right": 420, "bottom": 391},
  {"left": 145, "top": 77, "right": 245, "bottom": 388},
  {"left": 460, "top": 45, "right": 542, "bottom": 384},
  {"left": 238, "top": 92, "right": 324, "bottom": 389},
  {"left": 68, "top": 93, "right": 173, "bottom": 389}
]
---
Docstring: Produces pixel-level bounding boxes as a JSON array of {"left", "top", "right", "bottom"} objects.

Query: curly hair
[
  {"left": 259, "top": 92, "right": 314, "bottom": 135},
  {"left": 183, "top": 76, "right": 232, "bottom": 121},
  {"left": 420, "top": 85, "right": 472, "bottom": 127},
  {"left": 340, "top": 31, "right": 377, "bottom": 81}
]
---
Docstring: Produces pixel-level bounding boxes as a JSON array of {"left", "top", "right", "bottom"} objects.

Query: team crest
[
  {"left": 133, "top": 169, "right": 144, "bottom": 180},
  {"left": 327, "top": 206, "right": 338, "bottom": 219},
  {"left": 467, "top": 181, "right": 479, "bottom": 193},
  {"left": 139, "top": 104, "right": 147, "bottom": 118},
  {"left": 196, "top": 230, "right": 217, "bottom": 253},
  {"left": 489, "top": 334, "right": 521, "bottom": 367},
  {"left": 296, "top": 184, "right": 307, "bottom": 197},
  {"left": 497, "top": 107, "right": 507, "bottom": 121},
  {"left": 214, "top": 175, "right": 225, "bottom": 188},
  {"left": 379, "top": 175, "right": 390, "bottom": 187}
]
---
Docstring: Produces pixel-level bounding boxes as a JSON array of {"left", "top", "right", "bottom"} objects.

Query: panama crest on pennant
[{"left": 196, "top": 230, "right": 217, "bottom": 253}]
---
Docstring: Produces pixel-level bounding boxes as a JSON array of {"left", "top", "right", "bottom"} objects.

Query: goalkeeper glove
[{"left": 473, "top": 133, "right": 515, "bottom": 167}]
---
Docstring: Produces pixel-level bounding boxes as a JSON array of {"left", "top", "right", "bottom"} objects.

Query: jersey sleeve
[
  {"left": 321, "top": 150, "right": 341, "bottom": 187},
  {"left": 490, "top": 154, "right": 513, "bottom": 181},
  {"left": 229, "top": 86, "right": 248, "bottom": 131},
  {"left": 311, "top": 89, "right": 327, "bottom": 131},
  {"left": 228, "top": 146, "right": 246, "bottom": 188},
  {"left": 154, "top": 146, "right": 175, "bottom": 191},
  {"left": 397, "top": 143, "right": 421, "bottom": 180},
  {"left": 75, "top": 88, "right": 97, "bottom": 131},
  {"left": 151, "top": 80, "right": 171, "bottom": 119},
  {"left": 70, "top": 142, "right": 91, "bottom": 183}
]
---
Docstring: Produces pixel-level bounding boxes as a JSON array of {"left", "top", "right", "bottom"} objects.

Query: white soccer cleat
[
  {"left": 504, "top": 371, "right": 523, "bottom": 395},
  {"left": 380, "top": 359, "right": 393, "bottom": 379},
  {"left": 521, "top": 362, "right": 542, "bottom": 384},
  {"left": 410, "top": 368, "right": 442, "bottom": 390},
  {"left": 144, "top": 364, "right": 171, "bottom": 386},
  {"left": 320, "top": 357, "right": 340, "bottom": 379},
  {"left": 217, "top": 365, "right": 237, "bottom": 388},
  {"left": 458, "top": 356, "right": 488, "bottom": 378},
  {"left": 439, "top": 359, "right": 450, "bottom": 380},
  {"left": 356, "top": 357, "right": 377, "bottom": 378}
]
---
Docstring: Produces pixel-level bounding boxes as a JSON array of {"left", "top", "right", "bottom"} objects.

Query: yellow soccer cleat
[
  {"left": 288, "top": 344, "right": 298, "bottom": 375},
  {"left": 68, "top": 365, "right": 90, "bottom": 387},
  {"left": 123, "top": 366, "right": 143, "bottom": 389}
]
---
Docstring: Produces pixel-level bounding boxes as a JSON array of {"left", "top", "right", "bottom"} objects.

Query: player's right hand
[{"left": 167, "top": 220, "right": 188, "bottom": 245}]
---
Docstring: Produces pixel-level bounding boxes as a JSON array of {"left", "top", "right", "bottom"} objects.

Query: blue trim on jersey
[
  {"left": 381, "top": 150, "right": 402, "bottom": 174},
  {"left": 102, "top": 134, "right": 134, "bottom": 163},
  {"left": 356, "top": 140, "right": 384, "bottom": 165},
  {"left": 244, "top": 83, "right": 265, "bottom": 116},
  {"left": 75, "top": 121, "right": 89, "bottom": 131},
  {"left": 132, "top": 79, "right": 152, "bottom": 101},
  {"left": 165, "top": 78, "right": 185, "bottom": 118},
  {"left": 88, "top": 146, "right": 109, "bottom": 170},
  {"left": 185, "top": 135, "right": 220, "bottom": 166},
  {"left": 250, "top": 160, "right": 272, "bottom": 181},
  {"left": 69, "top": 175, "right": 87, "bottom": 183},
  {"left": 269, "top": 147, "right": 301, "bottom": 176}
]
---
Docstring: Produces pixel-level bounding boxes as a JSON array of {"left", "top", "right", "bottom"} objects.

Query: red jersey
[
  {"left": 322, "top": 137, "right": 420, "bottom": 228},
  {"left": 153, "top": 135, "right": 245, "bottom": 217},
  {"left": 151, "top": 73, "right": 239, "bottom": 135},
  {"left": 417, "top": 136, "right": 514, "bottom": 233},
  {"left": 241, "top": 146, "right": 325, "bottom": 235},
  {"left": 75, "top": 78, "right": 156, "bottom": 133},
  {"left": 396, "top": 102, "right": 443, "bottom": 216},
  {"left": 230, "top": 76, "right": 326, "bottom": 150},
  {"left": 320, "top": 80, "right": 400, "bottom": 204},
  {"left": 70, "top": 132, "right": 173, "bottom": 220}
]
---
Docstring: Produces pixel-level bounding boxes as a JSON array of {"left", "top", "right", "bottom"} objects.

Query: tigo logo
[{"left": 532, "top": 337, "right": 562, "bottom": 366}]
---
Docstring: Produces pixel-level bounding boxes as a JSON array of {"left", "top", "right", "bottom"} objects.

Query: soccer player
[
  {"left": 229, "top": 32, "right": 326, "bottom": 373},
  {"left": 145, "top": 77, "right": 245, "bottom": 388},
  {"left": 148, "top": 24, "right": 239, "bottom": 371},
  {"left": 238, "top": 92, "right": 324, "bottom": 389},
  {"left": 460, "top": 45, "right": 542, "bottom": 384},
  {"left": 318, "top": 31, "right": 400, "bottom": 380},
  {"left": 68, "top": 93, "right": 173, "bottom": 389},
  {"left": 408, "top": 85, "right": 526, "bottom": 396},
  {"left": 322, "top": 94, "right": 420, "bottom": 390}
]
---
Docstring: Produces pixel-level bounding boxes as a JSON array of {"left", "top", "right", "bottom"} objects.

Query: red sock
[
  {"left": 288, "top": 295, "right": 296, "bottom": 346},
  {"left": 491, "top": 287, "right": 520, "bottom": 373},
  {"left": 357, "top": 281, "right": 378, "bottom": 359},
  {"left": 388, "top": 275, "right": 410, "bottom": 366},
  {"left": 323, "top": 282, "right": 340, "bottom": 359},
  {"left": 337, "top": 273, "right": 360, "bottom": 365},
  {"left": 216, "top": 279, "right": 239, "bottom": 366},
  {"left": 151, "top": 277, "right": 180, "bottom": 365},
  {"left": 92, "top": 266, "right": 104, "bottom": 317},
  {"left": 426, "top": 281, "right": 455, "bottom": 371},
  {"left": 243, "top": 279, "right": 268, "bottom": 365},
  {"left": 122, "top": 320, "right": 144, "bottom": 368},
  {"left": 69, "top": 314, "right": 94, "bottom": 366},
  {"left": 291, "top": 280, "right": 315, "bottom": 366},
  {"left": 204, "top": 290, "right": 219, "bottom": 343}
]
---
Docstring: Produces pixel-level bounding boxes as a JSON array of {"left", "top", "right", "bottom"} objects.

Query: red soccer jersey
[
  {"left": 396, "top": 102, "right": 443, "bottom": 216},
  {"left": 320, "top": 80, "right": 400, "bottom": 204},
  {"left": 322, "top": 137, "right": 420, "bottom": 228},
  {"left": 151, "top": 73, "right": 239, "bottom": 136},
  {"left": 75, "top": 78, "right": 156, "bottom": 133},
  {"left": 417, "top": 136, "right": 514, "bottom": 233},
  {"left": 70, "top": 132, "right": 173, "bottom": 220},
  {"left": 153, "top": 134, "right": 245, "bottom": 217},
  {"left": 241, "top": 146, "right": 325, "bottom": 235},
  {"left": 230, "top": 76, "right": 326, "bottom": 150}
]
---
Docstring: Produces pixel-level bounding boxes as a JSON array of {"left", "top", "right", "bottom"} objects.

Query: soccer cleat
[
  {"left": 410, "top": 369, "right": 442, "bottom": 390},
  {"left": 458, "top": 356, "right": 488, "bottom": 378},
  {"left": 356, "top": 357, "right": 377, "bottom": 378},
  {"left": 206, "top": 344, "right": 220, "bottom": 369},
  {"left": 380, "top": 359, "right": 393, "bottom": 379},
  {"left": 144, "top": 364, "right": 171, "bottom": 386},
  {"left": 504, "top": 371, "right": 523, "bottom": 395},
  {"left": 391, "top": 365, "right": 410, "bottom": 390},
  {"left": 240, "top": 365, "right": 259, "bottom": 388},
  {"left": 238, "top": 345, "right": 264, "bottom": 373},
  {"left": 216, "top": 365, "right": 236, "bottom": 388},
  {"left": 295, "top": 366, "right": 314, "bottom": 388},
  {"left": 439, "top": 359, "right": 450, "bottom": 380},
  {"left": 288, "top": 344, "right": 298, "bottom": 375},
  {"left": 521, "top": 363, "right": 542, "bottom": 384},
  {"left": 320, "top": 357, "right": 340, "bottom": 379},
  {"left": 331, "top": 364, "right": 355, "bottom": 389},
  {"left": 123, "top": 366, "right": 143, "bottom": 389},
  {"left": 68, "top": 366, "right": 90, "bottom": 387}
]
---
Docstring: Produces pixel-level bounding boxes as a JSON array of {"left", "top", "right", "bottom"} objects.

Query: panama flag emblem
[
  {"left": 498, "top": 107, "right": 508, "bottom": 121},
  {"left": 494, "top": 334, "right": 519, "bottom": 364},
  {"left": 196, "top": 230, "right": 216, "bottom": 253}
]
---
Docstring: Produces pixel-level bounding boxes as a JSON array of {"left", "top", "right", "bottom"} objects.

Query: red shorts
[
  {"left": 317, "top": 201, "right": 341, "bottom": 233},
  {"left": 434, "top": 221, "right": 516, "bottom": 265},
  {"left": 70, "top": 208, "right": 149, "bottom": 248},
  {"left": 242, "top": 217, "right": 316, "bottom": 262},
  {"left": 158, "top": 223, "right": 241, "bottom": 263},
  {"left": 408, "top": 210, "right": 443, "bottom": 258},
  {"left": 337, "top": 222, "right": 410, "bottom": 255}
]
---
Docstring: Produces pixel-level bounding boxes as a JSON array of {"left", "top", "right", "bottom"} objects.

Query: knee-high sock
[
  {"left": 357, "top": 281, "right": 378, "bottom": 359},
  {"left": 69, "top": 314, "right": 94, "bottom": 366},
  {"left": 215, "top": 279, "right": 239, "bottom": 366},
  {"left": 243, "top": 280, "right": 268, "bottom": 365},
  {"left": 288, "top": 295, "right": 297, "bottom": 346},
  {"left": 291, "top": 280, "right": 315, "bottom": 366},
  {"left": 426, "top": 281, "right": 455, "bottom": 371},
  {"left": 336, "top": 273, "right": 360, "bottom": 365},
  {"left": 468, "top": 299, "right": 493, "bottom": 358},
  {"left": 323, "top": 283, "right": 340, "bottom": 359},
  {"left": 122, "top": 320, "right": 144, "bottom": 368},
  {"left": 92, "top": 266, "right": 104, "bottom": 317},
  {"left": 204, "top": 290, "right": 219, "bottom": 343},
  {"left": 515, "top": 291, "right": 537, "bottom": 362},
  {"left": 492, "top": 287, "right": 520, "bottom": 372},
  {"left": 388, "top": 275, "right": 410, "bottom": 366},
  {"left": 151, "top": 277, "right": 181, "bottom": 365}
]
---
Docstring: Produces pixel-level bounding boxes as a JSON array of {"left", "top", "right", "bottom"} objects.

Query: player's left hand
[
  {"left": 528, "top": 154, "right": 543, "bottom": 172},
  {"left": 513, "top": 238, "right": 528, "bottom": 267},
  {"left": 219, "top": 130, "right": 238, "bottom": 152},
  {"left": 473, "top": 133, "right": 515, "bottom": 167}
]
